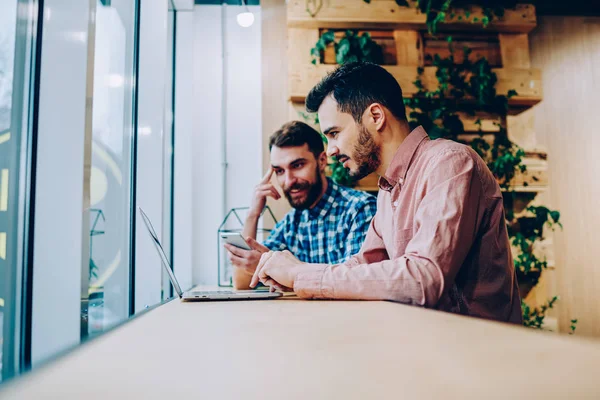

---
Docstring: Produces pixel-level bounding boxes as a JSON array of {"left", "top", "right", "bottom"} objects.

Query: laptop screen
[{"left": 138, "top": 207, "right": 183, "bottom": 298}]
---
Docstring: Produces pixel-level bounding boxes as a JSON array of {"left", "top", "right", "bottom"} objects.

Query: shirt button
[
  {"left": 398, "top": 178, "right": 404, "bottom": 184},
  {"left": 393, "top": 201, "right": 399, "bottom": 207}
]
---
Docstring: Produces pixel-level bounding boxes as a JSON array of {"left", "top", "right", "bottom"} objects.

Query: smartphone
[{"left": 220, "top": 232, "right": 252, "bottom": 250}]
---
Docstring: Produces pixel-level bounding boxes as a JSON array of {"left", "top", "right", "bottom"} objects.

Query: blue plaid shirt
[{"left": 263, "top": 178, "right": 377, "bottom": 264}]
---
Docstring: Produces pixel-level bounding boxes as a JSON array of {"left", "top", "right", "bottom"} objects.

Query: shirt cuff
[{"left": 293, "top": 264, "right": 332, "bottom": 299}]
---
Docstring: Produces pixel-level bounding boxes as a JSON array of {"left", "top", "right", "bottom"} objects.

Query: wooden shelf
[
  {"left": 288, "top": 0, "right": 537, "bottom": 33},
  {"left": 289, "top": 64, "right": 541, "bottom": 107}
]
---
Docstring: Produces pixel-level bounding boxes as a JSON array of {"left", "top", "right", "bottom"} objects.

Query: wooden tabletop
[{"left": 2, "top": 297, "right": 600, "bottom": 399}]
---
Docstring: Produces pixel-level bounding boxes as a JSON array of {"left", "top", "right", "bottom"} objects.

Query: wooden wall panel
[
  {"left": 530, "top": 16, "right": 600, "bottom": 337},
  {"left": 499, "top": 33, "right": 531, "bottom": 68},
  {"left": 287, "top": 0, "right": 537, "bottom": 33},
  {"left": 290, "top": 64, "right": 542, "bottom": 105}
]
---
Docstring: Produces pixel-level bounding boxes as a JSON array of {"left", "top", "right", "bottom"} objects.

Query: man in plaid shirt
[{"left": 225, "top": 121, "right": 376, "bottom": 290}]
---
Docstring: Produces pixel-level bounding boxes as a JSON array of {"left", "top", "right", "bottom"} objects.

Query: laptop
[{"left": 138, "top": 207, "right": 282, "bottom": 301}]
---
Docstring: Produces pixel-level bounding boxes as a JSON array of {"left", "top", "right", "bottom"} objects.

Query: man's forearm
[
  {"left": 243, "top": 212, "right": 260, "bottom": 241},
  {"left": 293, "top": 257, "right": 444, "bottom": 305}
]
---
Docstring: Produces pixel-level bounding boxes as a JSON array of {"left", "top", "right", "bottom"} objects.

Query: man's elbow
[{"left": 396, "top": 260, "right": 444, "bottom": 307}]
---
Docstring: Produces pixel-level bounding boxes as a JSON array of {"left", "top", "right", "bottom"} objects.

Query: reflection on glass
[
  {"left": 86, "top": 0, "right": 137, "bottom": 336},
  {"left": 162, "top": 7, "right": 175, "bottom": 299},
  {"left": 0, "top": 0, "right": 18, "bottom": 381}
]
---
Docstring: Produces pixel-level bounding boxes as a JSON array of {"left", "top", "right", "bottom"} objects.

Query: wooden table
[{"left": 2, "top": 297, "right": 600, "bottom": 399}]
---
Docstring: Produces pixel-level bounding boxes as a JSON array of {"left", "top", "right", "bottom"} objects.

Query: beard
[
  {"left": 348, "top": 124, "right": 382, "bottom": 181},
  {"left": 284, "top": 168, "right": 323, "bottom": 210}
]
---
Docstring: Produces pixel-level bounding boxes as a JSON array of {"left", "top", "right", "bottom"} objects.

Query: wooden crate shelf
[
  {"left": 289, "top": 63, "right": 541, "bottom": 107},
  {"left": 288, "top": 0, "right": 537, "bottom": 33},
  {"left": 507, "top": 152, "right": 548, "bottom": 191}
]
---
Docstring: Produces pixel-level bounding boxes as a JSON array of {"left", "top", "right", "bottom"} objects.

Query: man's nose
[
  {"left": 326, "top": 142, "right": 339, "bottom": 158},
  {"left": 284, "top": 171, "right": 297, "bottom": 188}
]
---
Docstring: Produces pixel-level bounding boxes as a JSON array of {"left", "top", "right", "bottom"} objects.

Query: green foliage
[
  {"left": 512, "top": 233, "right": 547, "bottom": 279},
  {"left": 522, "top": 296, "right": 558, "bottom": 329},
  {"left": 405, "top": 44, "right": 525, "bottom": 190},
  {"left": 361, "top": 0, "right": 518, "bottom": 34},
  {"left": 526, "top": 205, "right": 562, "bottom": 235},
  {"left": 570, "top": 319, "right": 578, "bottom": 334},
  {"left": 310, "top": 31, "right": 335, "bottom": 65},
  {"left": 311, "top": 30, "right": 384, "bottom": 65},
  {"left": 508, "top": 205, "right": 562, "bottom": 284},
  {"left": 522, "top": 298, "right": 578, "bottom": 334},
  {"left": 329, "top": 158, "right": 355, "bottom": 187}
]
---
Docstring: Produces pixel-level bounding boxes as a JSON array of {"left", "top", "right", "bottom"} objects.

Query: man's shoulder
[
  {"left": 425, "top": 137, "right": 483, "bottom": 159},
  {"left": 425, "top": 137, "right": 469, "bottom": 155}
]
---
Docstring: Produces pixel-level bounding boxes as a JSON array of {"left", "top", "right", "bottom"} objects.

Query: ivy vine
[
  {"left": 310, "top": 30, "right": 384, "bottom": 66},
  {"left": 361, "top": 0, "right": 518, "bottom": 34}
]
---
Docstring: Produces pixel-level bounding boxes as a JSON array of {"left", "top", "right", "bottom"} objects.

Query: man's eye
[
  {"left": 275, "top": 169, "right": 283, "bottom": 175},
  {"left": 293, "top": 163, "right": 304, "bottom": 169},
  {"left": 329, "top": 132, "right": 338, "bottom": 138}
]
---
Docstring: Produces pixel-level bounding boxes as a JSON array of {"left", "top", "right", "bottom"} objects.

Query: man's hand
[
  {"left": 224, "top": 237, "right": 269, "bottom": 276},
  {"left": 248, "top": 168, "right": 281, "bottom": 218},
  {"left": 250, "top": 250, "right": 304, "bottom": 290}
]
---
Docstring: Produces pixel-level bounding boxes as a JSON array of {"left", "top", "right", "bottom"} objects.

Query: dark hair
[
  {"left": 305, "top": 61, "right": 407, "bottom": 123},
  {"left": 269, "top": 121, "right": 324, "bottom": 159}
]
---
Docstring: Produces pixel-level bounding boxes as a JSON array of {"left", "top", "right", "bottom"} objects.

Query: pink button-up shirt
[{"left": 294, "top": 126, "right": 523, "bottom": 323}]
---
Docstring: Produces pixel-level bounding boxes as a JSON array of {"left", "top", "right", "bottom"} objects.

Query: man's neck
[
  {"left": 309, "top": 174, "right": 328, "bottom": 209},
  {"left": 376, "top": 120, "right": 412, "bottom": 177}
]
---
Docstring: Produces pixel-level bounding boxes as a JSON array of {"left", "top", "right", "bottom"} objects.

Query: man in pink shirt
[{"left": 249, "top": 62, "right": 522, "bottom": 323}]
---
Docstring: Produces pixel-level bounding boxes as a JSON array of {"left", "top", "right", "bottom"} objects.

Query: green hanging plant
[
  {"left": 405, "top": 42, "right": 525, "bottom": 189},
  {"left": 522, "top": 296, "right": 558, "bottom": 330},
  {"left": 522, "top": 297, "right": 576, "bottom": 333},
  {"left": 311, "top": 30, "right": 384, "bottom": 65}
]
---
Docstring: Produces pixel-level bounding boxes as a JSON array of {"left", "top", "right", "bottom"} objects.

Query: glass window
[
  {"left": 0, "top": 0, "right": 36, "bottom": 381},
  {"left": 162, "top": 6, "right": 176, "bottom": 299},
  {"left": 85, "top": 0, "right": 139, "bottom": 336},
  {"left": 0, "top": 0, "right": 18, "bottom": 381},
  {"left": 0, "top": 0, "right": 175, "bottom": 383}
]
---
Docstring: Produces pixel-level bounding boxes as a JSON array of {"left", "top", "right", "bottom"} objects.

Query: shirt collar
[
  {"left": 378, "top": 125, "right": 429, "bottom": 192},
  {"left": 308, "top": 177, "right": 336, "bottom": 218}
]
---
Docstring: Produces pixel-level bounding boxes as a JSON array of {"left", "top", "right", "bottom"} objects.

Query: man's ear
[
  {"left": 366, "top": 103, "right": 386, "bottom": 133},
  {"left": 318, "top": 151, "right": 328, "bottom": 171}
]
